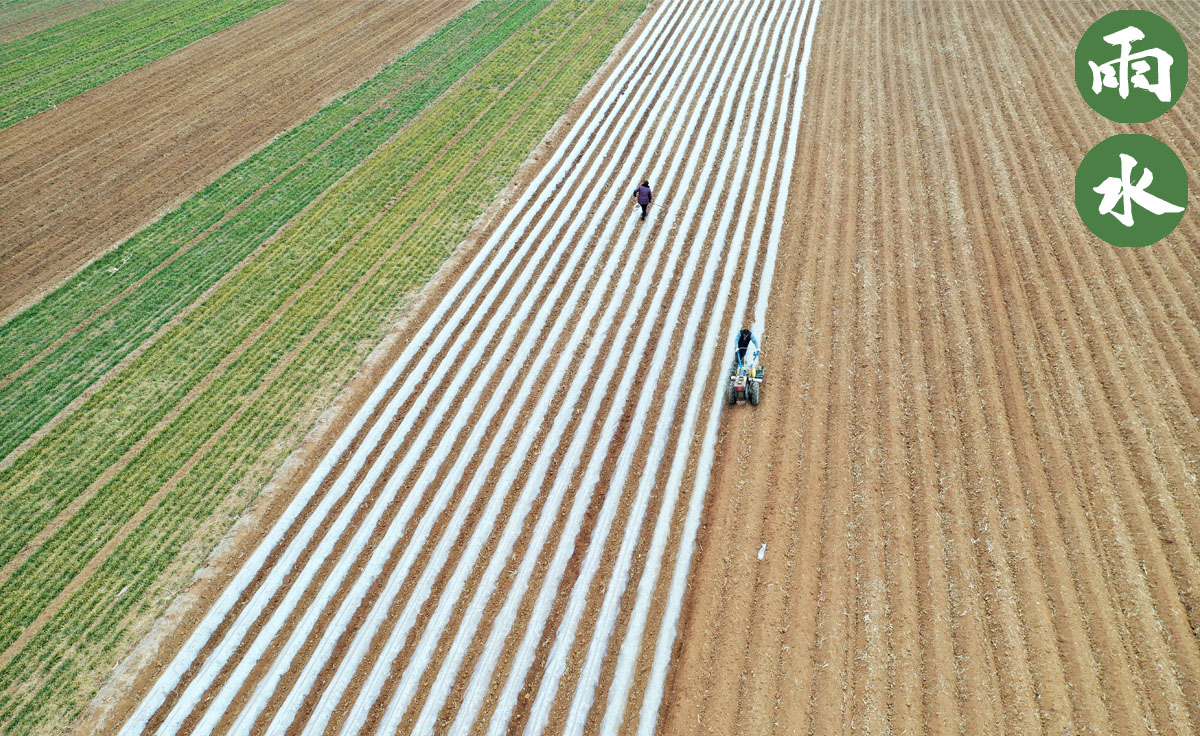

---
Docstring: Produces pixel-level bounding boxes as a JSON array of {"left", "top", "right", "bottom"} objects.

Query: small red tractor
[{"left": 727, "top": 347, "right": 764, "bottom": 406}]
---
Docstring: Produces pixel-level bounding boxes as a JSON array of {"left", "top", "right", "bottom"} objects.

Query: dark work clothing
[
  {"left": 634, "top": 184, "right": 652, "bottom": 220},
  {"left": 735, "top": 330, "right": 759, "bottom": 365}
]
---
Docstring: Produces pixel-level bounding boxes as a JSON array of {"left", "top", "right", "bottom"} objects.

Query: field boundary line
[
  {"left": 0, "top": 0, "right": 290, "bottom": 128},
  {"left": 0, "top": 0, "right": 449, "bottom": 201}
]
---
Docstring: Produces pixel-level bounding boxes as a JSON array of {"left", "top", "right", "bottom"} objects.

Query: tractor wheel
[
  {"left": 748, "top": 379, "right": 760, "bottom": 406},
  {"left": 727, "top": 381, "right": 737, "bottom": 406}
]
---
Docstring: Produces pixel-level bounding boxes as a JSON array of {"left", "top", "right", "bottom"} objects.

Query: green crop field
[{"left": 0, "top": 0, "right": 645, "bottom": 731}]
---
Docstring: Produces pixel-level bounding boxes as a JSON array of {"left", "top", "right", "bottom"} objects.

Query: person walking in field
[{"left": 633, "top": 180, "right": 652, "bottom": 221}]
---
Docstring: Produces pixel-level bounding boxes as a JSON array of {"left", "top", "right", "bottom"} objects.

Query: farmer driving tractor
[
  {"left": 728, "top": 327, "right": 764, "bottom": 406},
  {"left": 734, "top": 327, "right": 759, "bottom": 368}
]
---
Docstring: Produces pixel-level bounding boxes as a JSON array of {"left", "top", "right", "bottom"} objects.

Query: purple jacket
[{"left": 635, "top": 185, "right": 652, "bottom": 205}]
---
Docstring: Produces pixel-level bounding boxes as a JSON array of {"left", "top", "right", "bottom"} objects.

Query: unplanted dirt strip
[
  {"left": 0, "top": 0, "right": 296, "bottom": 128},
  {"left": 115, "top": 1, "right": 825, "bottom": 734},
  {"left": 661, "top": 2, "right": 1200, "bottom": 736}
]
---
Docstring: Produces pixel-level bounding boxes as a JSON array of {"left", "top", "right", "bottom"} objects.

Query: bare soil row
[{"left": 662, "top": 2, "right": 1200, "bottom": 735}]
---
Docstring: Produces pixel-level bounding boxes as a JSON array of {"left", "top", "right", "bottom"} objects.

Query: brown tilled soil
[
  {"left": 661, "top": 2, "right": 1200, "bottom": 735},
  {"left": 0, "top": 0, "right": 473, "bottom": 320}
]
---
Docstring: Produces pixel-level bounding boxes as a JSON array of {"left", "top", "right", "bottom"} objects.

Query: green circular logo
[
  {"left": 1076, "top": 134, "right": 1188, "bottom": 247},
  {"left": 1076, "top": 10, "right": 1187, "bottom": 123}
]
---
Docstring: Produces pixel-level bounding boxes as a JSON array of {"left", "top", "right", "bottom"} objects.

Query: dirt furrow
[
  {"left": 870, "top": 9, "right": 923, "bottom": 734},
  {"left": 921, "top": 9, "right": 1134, "bottom": 731},
  {"left": 663, "top": 4, "right": 1198, "bottom": 736},
  {"left": 1044, "top": 0, "right": 1200, "bottom": 540},
  {"left": 761, "top": 6, "right": 861, "bottom": 733},
  {"left": 641, "top": 5, "right": 808, "bottom": 735},
  {"left": 846, "top": 94, "right": 889, "bottom": 735},
  {"left": 1027, "top": 2, "right": 1200, "bottom": 570},
  {"left": 935, "top": 5, "right": 1192, "bottom": 732},
  {"left": 912, "top": 11, "right": 1063, "bottom": 733},
  {"left": 694, "top": 14, "right": 806, "bottom": 736},
  {"left": 977, "top": 2, "right": 1200, "bottom": 724},
  {"left": 660, "top": 2, "right": 835, "bottom": 731},
  {"left": 905, "top": 9, "right": 1072, "bottom": 728}
]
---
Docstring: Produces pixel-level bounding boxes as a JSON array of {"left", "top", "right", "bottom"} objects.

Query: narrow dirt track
[
  {"left": 663, "top": 2, "right": 1200, "bottom": 735},
  {"left": 0, "top": 0, "right": 473, "bottom": 319},
  {"left": 107, "top": 1, "right": 823, "bottom": 734}
]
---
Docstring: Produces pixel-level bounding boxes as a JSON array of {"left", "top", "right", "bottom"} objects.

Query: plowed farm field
[{"left": 2, "top": 0, "right": 1197, "bottom": 734}]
